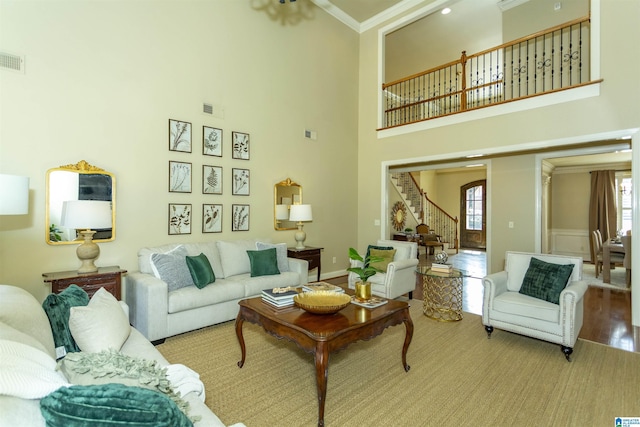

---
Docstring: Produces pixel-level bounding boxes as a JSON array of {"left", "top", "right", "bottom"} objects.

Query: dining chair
[
  {"left": 591, "top": 230, "right": 604, "bottom": 277},
  {"left": 621, "top": 235, "right": 631, "bottom": 287}
]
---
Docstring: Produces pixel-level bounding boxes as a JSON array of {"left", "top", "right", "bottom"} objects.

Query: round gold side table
[{"left": 416, "top": 266, "right": 463, "bottom": 322}]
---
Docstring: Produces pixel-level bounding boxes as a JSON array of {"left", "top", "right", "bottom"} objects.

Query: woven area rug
[
  {"left": 157, "top": 303, "right": 640, "bottom": 426},
  {"left": 582, "top": 262, "right": 630, "bottom": 291}
]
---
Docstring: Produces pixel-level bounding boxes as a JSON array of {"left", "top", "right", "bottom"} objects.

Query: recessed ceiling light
[
  {"left": 441, "top": 7, "right": 452, "bottom": 15},
  {"left": 466, "top": 164, "right": 484, "bottom": 168},
  {"left": 466, "top": 154, "right": 484, "bottom": 158}
]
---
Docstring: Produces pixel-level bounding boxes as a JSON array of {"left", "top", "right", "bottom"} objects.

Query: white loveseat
[
  {"left": 347, "top": 239, "right": 418, "bottom": 299},
  {"left": 482, "top": 251, "right": 588, "bottom": 361},
  {"left": 126, "top": 239, "right": 309, "bottom": 342},
  {"left": 0, "top": 284, "right": 243, "bottom": 427}
]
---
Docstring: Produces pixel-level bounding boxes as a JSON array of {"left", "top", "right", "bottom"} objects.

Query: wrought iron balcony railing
[{"left": 381, "top": 16, "right": 599, "bottom": 129}]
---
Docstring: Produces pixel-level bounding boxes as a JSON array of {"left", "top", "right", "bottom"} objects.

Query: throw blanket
[
  {"left": 58, "top": 349, "right": 203, "bottom": 422},
  {"left": 166, "top": 363, "right": 205, "bottom": 402},
  {"left": 0, "top": 339, "right": 70, "bottom": 399}
]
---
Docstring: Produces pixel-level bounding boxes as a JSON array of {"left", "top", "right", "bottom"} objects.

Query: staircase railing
[
  {"left": 391, "top": 172, "right": 459, "bottom": 252},
  {"left": 381, "top": 16, "right": 598, "bottom": 129}
]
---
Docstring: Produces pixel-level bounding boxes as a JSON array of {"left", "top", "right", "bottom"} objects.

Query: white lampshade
[
  {"left": 61, "top": 200, "right": 112, "bottom": 230},
  {"left": 0, "top": 174, "right": 29, "bottom": 215},
  {"left": 275, "top": 204, "right": 289, "bottom": 220},
  {"left": 289, "top": 204, "right": 312, "bottom": 222}
]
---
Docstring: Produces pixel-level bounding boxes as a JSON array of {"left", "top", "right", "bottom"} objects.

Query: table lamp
[
  {"left": 0, "top": 174, "right": 29, "bottom": 215},
  {"left": 61, "top": 200, "right": 112, "bottom": 273},
  {"left": 289, "top": 204, "right": 312, "bottom": 249}
]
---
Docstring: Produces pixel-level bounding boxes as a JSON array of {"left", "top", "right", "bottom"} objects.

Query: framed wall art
[
  {"left": 202, "top": 204, "right": 222, "bottom": 233},
  {"left": 169, "top": 161, "right": 192, "bottom": 193},
  {"left": 203, "top": 126, "right": 222, "bottom": 157},
  {"left": 169, "top": 119, "right": 192, "bottom": 153},
  {"left": 232, "top": 168, "right": 249, "bottom": 196},
  {"left": 232, "top": 204, "right": 249, "bottom": 231},
  {"left": 232, "top": 131, "right": 250, "bottom": 160},
  {"left": 202, "top": 165, "right": 222, "bottom": 194},
  {"left": 169, "top": 203, "right": 191, "bottom": 235}
]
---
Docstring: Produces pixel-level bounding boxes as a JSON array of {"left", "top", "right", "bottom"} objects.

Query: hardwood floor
[{"left": 331, "top": 248, "right": 640, "bottom": 353}]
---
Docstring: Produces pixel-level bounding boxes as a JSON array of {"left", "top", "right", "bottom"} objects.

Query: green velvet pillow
[
  {"left": 185, "top": 253, "right": 215, "bottom": 289},
  {"left": 40, "top": 383, "right": 193, "bottom": 427},
  {"left": 247, "top": 248, "right": 280, "bottom": 277},
  {"left": 42, "top": 285, "right": 89, "bottom": 355},
  {"left": 369, "top": 248, "right": 396, "bottom": 271},
  {"left": 519, "top": 257, "right": 574, "bottom": 304},
  {"left": 365, "top": 245, "right": 393, "bottom": 268}
]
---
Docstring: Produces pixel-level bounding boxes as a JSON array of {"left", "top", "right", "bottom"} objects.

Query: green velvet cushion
[
  {"left": 519, "top": 257, "right": 574, "bottom": 304},
  {"left": 247, "top": 248, "right": 280, "bottom": 277},
  {"left": 40, "top": 383, "right": 193, "bottom": 427},
  {"left": 41, "top": 285, "right": 89, "bottom": 355},
  {"left": 369, "top": 248, "right": 396, "bottom": 271},
  {"left": 185, "top": 253, "right": 215, "bottom": 289}
]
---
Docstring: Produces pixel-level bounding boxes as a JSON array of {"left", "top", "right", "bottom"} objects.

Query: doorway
[{"left": 460, "top": 180, "right": 486, "bottom": 249}]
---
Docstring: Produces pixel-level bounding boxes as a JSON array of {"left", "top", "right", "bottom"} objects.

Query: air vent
[
  {"left": 203, "top": 103, "right": 213, "bottom": 115},
  {"left": 0, "top": 51, "right": 25, "bottom": 74}
]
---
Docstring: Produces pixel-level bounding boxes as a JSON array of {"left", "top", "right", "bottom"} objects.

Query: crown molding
[{"left": 311, "top": 0, "right": 426, "bottom": 34}]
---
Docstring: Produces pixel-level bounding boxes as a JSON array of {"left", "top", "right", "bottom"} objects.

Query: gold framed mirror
[
  {"left": 45, "top": 160, "right": 116, "bottom": 245},
  {"left": 274, "top": 178, "right": 302, "bottom": 231},
  {"left": 391, "top": 201, "right": 406, "bottom": 232}
]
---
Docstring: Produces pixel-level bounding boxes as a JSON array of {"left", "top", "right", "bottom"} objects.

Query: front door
[{"left": 460, "top": 180, "right": 486, "bottom": 249}]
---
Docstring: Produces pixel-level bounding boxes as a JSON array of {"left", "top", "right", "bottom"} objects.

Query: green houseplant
[{"left": 347, "top": 248, "right": 384, "bottom": 301}]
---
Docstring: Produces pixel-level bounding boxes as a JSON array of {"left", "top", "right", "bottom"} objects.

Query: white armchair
[
  {"left": 348, "top": 239, "right": 418, "bottom": 299},
  {"left": 482, "top": 251, "right": 588, "bottom": 361}
]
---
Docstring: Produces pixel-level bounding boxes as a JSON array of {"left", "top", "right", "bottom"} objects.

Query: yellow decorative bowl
[{"left": 294, "top": 291, "right": 351, "bottom": 314}]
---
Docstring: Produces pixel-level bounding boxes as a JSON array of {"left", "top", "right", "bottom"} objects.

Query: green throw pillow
[
  {"left": 39, "top": 383, "right": 193, "bottom": 427},
  {"left": 185, "top": 253, "right": 215, "bottom": 288},
  {"left": 247, "top": 248, "right": 280, "bottom": 277},
  {"left": 369, "top": 248, "right": 396, "bottom": 271},
  {"left": 42, "top": 285, "right": 89, "bottom": 355},
  {"left": 519, "top": 257, "right": 574, "bottom": 304}
]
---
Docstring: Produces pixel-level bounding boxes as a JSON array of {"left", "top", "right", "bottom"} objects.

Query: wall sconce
[
  {"left": 289, "top": 204, "right": 312, "bottom": 249},
  {"left": 61, "top": 200, "right": 112, "bottom": 273},
  {"left": 0, "top": 174, "right": 29, "bottom": 215}
]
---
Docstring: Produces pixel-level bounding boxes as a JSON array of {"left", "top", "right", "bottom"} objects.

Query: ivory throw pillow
[{"left": 69, "top": 288, "right": 131, "bottom": 353}]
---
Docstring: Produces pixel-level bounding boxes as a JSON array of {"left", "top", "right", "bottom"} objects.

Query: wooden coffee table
[{"left": 235, "top": 294, "right": 413, "bottom": 427}]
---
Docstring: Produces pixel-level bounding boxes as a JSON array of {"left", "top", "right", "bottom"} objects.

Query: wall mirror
[
  {"left": 274, "top": 178, "right": 302, "bottom": 231},
  {"left": 45, "top": 160, "right": 116, "bottom": 245}
]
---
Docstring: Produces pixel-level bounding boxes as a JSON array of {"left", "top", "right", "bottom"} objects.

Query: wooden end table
[
  {"left": 287, "top": 246, "right": 323, "bottom": 281},
  {"left": 235, "top": 294, "right": 413, "bottom": 427},
  {"left": 43, "top": 266, "right": 127, "bottom": 299}
]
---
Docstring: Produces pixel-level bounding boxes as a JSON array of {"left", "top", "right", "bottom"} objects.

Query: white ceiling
[{"left": 325, "top": 0, "right": 405, "bottom": 23}]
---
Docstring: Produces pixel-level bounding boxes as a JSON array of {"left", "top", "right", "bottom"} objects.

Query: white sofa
[
  {"left": 126, "top": 239, "right": 309, "bottom": 342},
  {"left": 0, "top": 284, "right": 243, "bottom": 427},
  {"left": 347, "top": 239, "right": 418, "bottom": 299},
  {"left": 482, "top": 251, "right": 588, "bottom": 361}
]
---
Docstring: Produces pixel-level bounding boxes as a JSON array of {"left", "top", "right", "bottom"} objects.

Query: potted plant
[{"left": 347, "top": 248, "right": 384, "bottom": 301}]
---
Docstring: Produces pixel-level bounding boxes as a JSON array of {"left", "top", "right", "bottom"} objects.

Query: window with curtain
[{"left": 616, "top": 172, "right": 632, "bottom": 234}]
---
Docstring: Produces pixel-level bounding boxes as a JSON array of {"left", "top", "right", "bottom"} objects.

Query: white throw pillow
[
  {"left": 256, "top": 242, "right": 289, "bottom": 272},
  {"left": 216, "top": 239, "right": 258, "bottom": 277},
  {"left": 0, "top": 339, "right": 70, "bottom": 399},
  {"left": 69, "top": 288, "right": 131, "bottom": 353}
]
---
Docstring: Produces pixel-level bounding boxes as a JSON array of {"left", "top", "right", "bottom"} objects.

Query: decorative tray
[{"left": 293, "top": 291, "right": 351, "bottom": 314}]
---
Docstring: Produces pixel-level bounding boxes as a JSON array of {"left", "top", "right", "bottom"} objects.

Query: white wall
[{"left": 0, "top": 0, "right": 359, "bottom": 300}]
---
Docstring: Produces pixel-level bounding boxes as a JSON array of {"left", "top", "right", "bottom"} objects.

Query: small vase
[{"left": 355, "top": 281, "right": 372, "bottom": 301}]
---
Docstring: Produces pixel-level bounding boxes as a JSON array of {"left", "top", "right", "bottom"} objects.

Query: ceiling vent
[{"left": 0, "top": 51, "right": 25, "bottom": 74}]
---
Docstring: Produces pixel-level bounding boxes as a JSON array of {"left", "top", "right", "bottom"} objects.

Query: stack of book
[
  {"left": 261, "top": 288, "right": 298, "bottom": 308},
  {"left": 302, "top": 282, "right": 345, "bottom": 293},
  {"left": 430, "top": 263, "right": 453, "bottom": 273}
]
